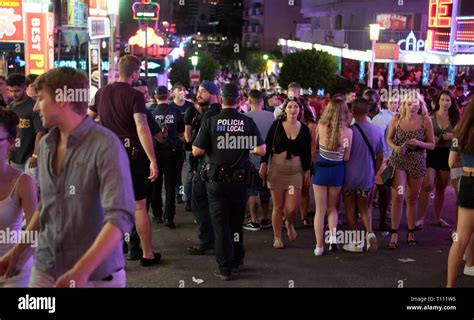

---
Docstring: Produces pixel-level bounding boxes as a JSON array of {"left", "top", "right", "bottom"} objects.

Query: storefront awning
[{"left": 61, "top": 30, "right": 89, "bottom": 46}]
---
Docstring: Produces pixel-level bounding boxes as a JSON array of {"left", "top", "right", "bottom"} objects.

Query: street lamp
[
  {"left": 368, "top": 23, "right": 382, "bottom": 89},
  {"left": 191, "top": 55, "right": 199, "bottom": 71},
  {"left": 263, "top": 54, "right": 269, "bottom": 60},
  {"left": 191, "top": 55, "right": 199, "bottom": 94}
]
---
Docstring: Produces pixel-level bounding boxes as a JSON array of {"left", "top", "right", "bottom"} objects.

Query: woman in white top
[{"left": 0, "top": 108, "right": 38, "bottom": 287}]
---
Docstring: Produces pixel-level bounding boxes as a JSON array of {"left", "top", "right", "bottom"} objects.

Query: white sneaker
[
  {"left": 367, "top": 232, "right": 378, "bottom": 252},
  {"left": 464, "top": 265, "right": 474, "bottom": 276},
  {"left": 314, "top": 246, "right": 324, "bottom": 256},
  {"left": 343, "top": 243, "right": 363, "bottom": 253}
]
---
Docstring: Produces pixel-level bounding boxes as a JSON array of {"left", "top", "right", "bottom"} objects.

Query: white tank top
[{"left": 0, "top": 173, "right": 25, "bottom": 256}]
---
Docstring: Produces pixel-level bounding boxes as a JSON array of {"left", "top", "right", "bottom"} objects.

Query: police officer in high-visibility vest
[{"left": 192, "top": 84, "right": 266, "bottom": 280}]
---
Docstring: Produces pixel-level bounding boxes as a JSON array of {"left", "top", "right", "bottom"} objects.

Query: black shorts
[
  {"left": 247, "top": 176, "right": 270, "bottom": 203},
  {"left": 458, "top": 175, "right": 474, "bottom": 209},
  {"left": 426, "top": 147, "right": 450, "bottom": 171},
  {"left": 129, "top": 154, "right": 149, "bottom": 201}
]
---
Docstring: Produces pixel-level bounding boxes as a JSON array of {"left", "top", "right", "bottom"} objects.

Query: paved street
[{"left": 126, "top": 187, "right": 474, "bottom": 288}]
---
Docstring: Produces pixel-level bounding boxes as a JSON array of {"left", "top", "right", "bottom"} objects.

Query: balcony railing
[
  {"left": 243, "top": 25, "right": 262, "bottom": 33},
  {"left": 244, "top": 8, "right": 263, "bottom": 17}
]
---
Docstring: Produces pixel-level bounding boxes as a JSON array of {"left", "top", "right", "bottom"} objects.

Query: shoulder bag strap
[{"left": 354, "top": 123, "right": 376, "bottom": 171}]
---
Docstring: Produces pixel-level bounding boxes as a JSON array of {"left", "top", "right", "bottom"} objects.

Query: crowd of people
[{"left": 0, "top": 55, "right": 473, "bottom": 287}]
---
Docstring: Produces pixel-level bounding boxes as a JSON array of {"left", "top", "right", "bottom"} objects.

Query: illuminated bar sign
[
  {"left": 456, "top": 17, "right": 474, "bottom": 43},
  {"left": 133, "top": 0, "right": 160, "bottom": 20},
  {"left": 89, "top": 0, "right": 107, "bottom": 17},
  {"left": 426, "top": 0, "right": 454, "bottom": 53},
  {"left": 25, "top": 12, "right": 51, "bottom": 75},
  {"left": 375, "top": 43, "right": 400, "bottom": 59},
  {"left": 88, "top": 16, "right": 110, "bottom": 39},
  {"left": 0, "top": 0, "right": 24, "bottom": 43}
]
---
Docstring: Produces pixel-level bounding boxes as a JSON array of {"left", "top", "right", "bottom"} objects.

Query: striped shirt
[{"left": 319, "top": 143, "right": 345, "bottom": 161}]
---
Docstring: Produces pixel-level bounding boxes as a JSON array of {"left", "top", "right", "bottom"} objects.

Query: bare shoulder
[
  {"left": 17, "top": 174, "right": 36, "bottom": 198},
  {"left": 422, "top": 114, "right": 432, "bottom": 124},
  {"left": 343, "top": 126, "right": 353, "bottom": 137}
]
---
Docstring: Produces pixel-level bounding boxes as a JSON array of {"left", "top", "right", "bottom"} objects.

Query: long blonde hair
[
  {"left": 398, "top": 93, "right": 428, "bottom": 120},
  {"left": 319, "top": 98, "right": 349, "bottom": 151}
]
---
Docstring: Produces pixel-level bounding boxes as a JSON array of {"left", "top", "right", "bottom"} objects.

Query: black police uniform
[
  {"left": 193, "top": 93, "right": 264, "bottom": 277},
  {"left": 170, "top": 100, "right": 195, "bottom": 202},
  {"left": 188, "top": 103, "right": 221, "bottom": 252},
  {"left": 149, "top": 102, "right": 184, "bottom": 226}
]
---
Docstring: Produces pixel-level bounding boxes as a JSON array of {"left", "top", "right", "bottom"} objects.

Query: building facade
[
  {"left": 297, "top": 0, "right": 429, "bottom": 51},
  {"left": 242, "top": 0, "right": 306, "bottom": 51}
]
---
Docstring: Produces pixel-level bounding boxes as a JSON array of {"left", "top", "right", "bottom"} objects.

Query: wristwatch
[{"left": 31, "top": 154, "right": 38, "bottom": 159}]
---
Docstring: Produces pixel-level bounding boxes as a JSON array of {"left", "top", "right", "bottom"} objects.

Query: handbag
[{"left": 381, "top": 164, "right": 395, "bottom": 187}]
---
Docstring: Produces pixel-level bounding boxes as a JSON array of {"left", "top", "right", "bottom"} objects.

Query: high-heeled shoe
[{"left": 407, "top": 229, "right": 418, "bottom": 246}]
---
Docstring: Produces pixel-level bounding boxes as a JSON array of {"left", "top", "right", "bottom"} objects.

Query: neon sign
[
  {"left": 128, "top": 27, "right": 164, "bottom": 48},
  {"left": 428, "top": 0, "right": 453, "bottom": 28},
  {"left": 132, "top": 0, "right": 160, "bottom": 21},
  {"left": 427, "top": 0, "right": 455, "bottom": 53},
  {"left": 398, "top": 31, "right": 426, "bottom": 51},
  {"left": 456, "top": 18, "right": 474, "bottom": 43}
]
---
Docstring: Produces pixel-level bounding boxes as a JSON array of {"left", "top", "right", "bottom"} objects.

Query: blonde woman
[
  {"left": 260, "top": 99, "right": 312, "bottom": 249},
  {"left": 312, "top": 99, "right": 352, "bottom": 256},
  {"left": 386, "top": 95, "right": 435, "bottom": 249}
]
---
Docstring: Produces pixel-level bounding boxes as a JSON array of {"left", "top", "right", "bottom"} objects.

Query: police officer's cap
[{"left": 221, "top": 83, "right": 240, "bottom": 98}]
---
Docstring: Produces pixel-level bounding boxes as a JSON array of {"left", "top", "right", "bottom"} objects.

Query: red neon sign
[{"left": 428, "top": 0, "right": 453, "bottom": 28}]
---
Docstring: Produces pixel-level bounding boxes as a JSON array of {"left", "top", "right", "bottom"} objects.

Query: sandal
[
  {"left": 303, "top": 217, "right": 313, "bottom": 227},
  {"left": 388, "top": 228, "right": 399, "bottom": 250},
  {"left": 407, "top": 229, "right": 418, "bottom": 246}
]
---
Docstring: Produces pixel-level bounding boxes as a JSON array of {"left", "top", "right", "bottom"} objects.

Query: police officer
[
  {"left": 149, "top": 86, "right": 184, "bottom": 228},
  {"left": 192, "top": 83, "right": 266, "bottom": 280},
  {"left": 186, "top": 80, "right": 221, "bottom": 255}
]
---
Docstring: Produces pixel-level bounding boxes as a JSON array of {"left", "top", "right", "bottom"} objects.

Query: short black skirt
[
  {"left": 458, "top": 175, "right": 474, "bottom": 209},
  {"left": 426, "top": 147, "right": 450, "bottom": 171}
]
